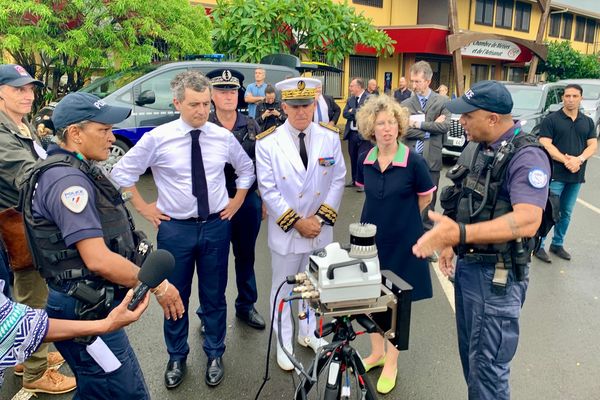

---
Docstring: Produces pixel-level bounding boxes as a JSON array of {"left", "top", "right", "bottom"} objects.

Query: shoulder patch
[
  {"left": 319, "top": 122, "right": 340, "bottom": 134},
  {"left": 60, "top": 186, "right": 89, "bottom": 213},
  {"left": 528, "top": 168, "right": 548, "bottom": 189},
  {"left": 256, "top": 125, "right": 277, "bottom": 140}
]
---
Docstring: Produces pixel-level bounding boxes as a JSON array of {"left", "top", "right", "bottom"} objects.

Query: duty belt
[{"left": 460, "top": 250, "right": 511, "bottom": 291}]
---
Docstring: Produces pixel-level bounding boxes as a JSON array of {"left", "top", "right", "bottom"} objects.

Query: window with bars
[
  {"left": 349, "top": 55, "right": 378, "bottom": 93},
  {"left": 575, "top": 16, "right": 586, "bottom": 41},
  {"left": 495, "top": 0, "right": 513, "bottom": 29},
  {"left": 515, "top": 2, "right": 531, "bottom": 32},
  {"left": 585, "top": 19, "right": 597, "bottom": 43},
  {"left": 561, "top": 13, "right": 573, "bottom": 39},
  {"left": 475, "top": 0, "right": 494, "bottom": 26},
  {"left": 352, "top": 0, "right": 383, "bottom": 8},
  {"left": 311, "top": 55, "right": 343, "bottom": 99},
  {"left": 549, "top": 13, "right": 561, "bottom": 37},
  {"left": 470, "top": 64, "right": 490, "bottom": 85}
]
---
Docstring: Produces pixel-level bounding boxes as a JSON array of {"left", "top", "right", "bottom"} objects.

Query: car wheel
[{"left": 100, "top": 139, "right": 130, "bottom": 173}]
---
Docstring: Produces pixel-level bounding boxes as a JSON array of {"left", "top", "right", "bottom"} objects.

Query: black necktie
[
  {"left": 298, "top": 132, "right": 308, "bottom": 169},
  {"left": 190, "top": 129, "right": 209, "bottom": 219}
]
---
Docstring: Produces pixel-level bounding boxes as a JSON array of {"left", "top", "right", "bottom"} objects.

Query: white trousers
[{"left": 270, "top": 251, "right": 317, "bottom": 348}]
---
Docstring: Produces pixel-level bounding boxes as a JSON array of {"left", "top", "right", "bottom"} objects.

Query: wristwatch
[
  {"left": 315, "top": 215, "right": 325, "bottom": 226},
  {"left": 578, "top": 155, "right": 586, "bottom": 164}
]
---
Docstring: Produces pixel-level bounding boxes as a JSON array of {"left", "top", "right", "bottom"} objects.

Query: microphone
[{"left": 128, "top": 249, "right": 175, "bottom": 310}]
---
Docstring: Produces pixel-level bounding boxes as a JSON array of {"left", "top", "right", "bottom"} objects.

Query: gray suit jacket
[{"left": 401, "top": 91, "right": 451, "bottom": 172}]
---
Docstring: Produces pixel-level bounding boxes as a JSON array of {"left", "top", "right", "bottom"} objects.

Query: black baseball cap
[
  {"left": 52, "top": 92, "right": 131, "bottom": 130},
  {"left": 446, "top": 80, "right": 513, "bottom": 115},
  {"left": 0, "top": 64, "right": 44, "bottom": 87},
  {"left": 206, "top": 68, "right": 244, "bottom": 90}
]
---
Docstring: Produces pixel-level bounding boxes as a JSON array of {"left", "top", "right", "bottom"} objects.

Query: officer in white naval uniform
[{"left": 255, "top": 77, "right": 346, "bottom": 371}]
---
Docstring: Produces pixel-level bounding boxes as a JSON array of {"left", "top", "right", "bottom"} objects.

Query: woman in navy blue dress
[{"left": 355, "top": 95, "right": 436, "bottom": 394}]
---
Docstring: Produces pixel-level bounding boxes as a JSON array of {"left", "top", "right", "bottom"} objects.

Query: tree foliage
[
  {"left": 0, "top": 0, "right": 213, "bottom": 108},
  {"left": 211, "top": 0, "right": 395, "bottom": 65},
  {"left": 537, "top": 41, "right": 600, "bottom": 81}
]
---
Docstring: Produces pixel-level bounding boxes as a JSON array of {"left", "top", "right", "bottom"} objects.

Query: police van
[{"left": 36, "top": 60, "right": 299, "bottom": 170}]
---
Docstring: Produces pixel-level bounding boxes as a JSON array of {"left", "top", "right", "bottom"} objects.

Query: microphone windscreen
[{"left": 137, "top": 249, "right": 175, "bottom": 287}]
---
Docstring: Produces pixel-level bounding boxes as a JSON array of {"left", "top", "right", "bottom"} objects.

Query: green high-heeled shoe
[
  {"left": 362, "top": 355, "right": 386, "bottom": 372},
  {"left": 376, "top": 368, "right": 397, "bottom": 394}
]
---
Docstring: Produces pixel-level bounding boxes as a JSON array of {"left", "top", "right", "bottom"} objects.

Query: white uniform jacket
[{"left": 256, "top": 121, "right": 346, "bottom": 255}]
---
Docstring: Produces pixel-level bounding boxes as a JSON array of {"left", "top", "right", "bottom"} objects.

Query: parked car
[
  {"left": 442, "top": 81, "right": 566, "bottom": 159},
  {"left": 35, "top": 60, "right": 299, "bottom": 170},
  {"left": 557, "top": 79, "right": 600, "bottom": 137}
]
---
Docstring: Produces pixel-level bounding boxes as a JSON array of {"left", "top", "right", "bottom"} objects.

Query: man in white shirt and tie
[
  {"left": 111, "top": 71, "right": 254, "bottom": 389},
  {"left": 255, "top": 77, "right": 346, "bottom": 371}
]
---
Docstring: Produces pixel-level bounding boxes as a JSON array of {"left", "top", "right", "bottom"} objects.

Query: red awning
[
  {"left": 356, "top": 26, "right": 450, "bottom": 55},
  {"left": 357, "top": 26, "right": 534, "bottom": 63}
]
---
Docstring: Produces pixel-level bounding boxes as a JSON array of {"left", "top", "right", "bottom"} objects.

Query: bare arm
[
  {"left": 418, "top": 193, "right": 432, "bottom": 213},
  {"left": 76, "top": 238, "right": 140, "bottom": 287},
  {"left": 123, "top": 185, "right": 170, "bottom": 228},
  {"left": 580, "top": 138, "right": 598, "bottom": 161},
  {"left": 413, "top": 203, "right": 543, "bottom": 258},
  {"left": 45, "top": 290, "right": 149, "bottom": 342},
  {"left": 539, "top": 137, "right": 568, "bottom": 164}
]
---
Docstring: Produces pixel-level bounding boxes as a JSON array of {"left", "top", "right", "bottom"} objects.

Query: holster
[{"left": 69, "top": 280, "right": 115, "bottom": 345}]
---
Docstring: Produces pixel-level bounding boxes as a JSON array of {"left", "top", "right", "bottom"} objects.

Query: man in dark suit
[
  {"left": 401, "top": 61, "right": 451, "bottom": 232},
  {"left": 393, "top": 76, "right": 411, "bottom": 103},
  {"left": 343, "top": 77, "right": 371, "bottom": 188},
  {"left": 314, "top": 82, "right": 341, "bottom": 127}
]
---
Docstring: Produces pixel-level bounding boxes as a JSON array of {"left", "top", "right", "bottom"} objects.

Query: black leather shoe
[
  {"left": 550, "top": 245, "right": 571, "bottom": 260},
  {"left": 236, "top": 307, "right": 266, "bottom": 330},
  {"left": 345, "top": 181, "right": 356, "bottom": 188},
  {"left": 205, "top": 356, "right": 224, "bottom": 386},
  {"left": 164, "top": 360, "right": 186, "bottom": 389},
  {"left": 534, "top": 248, "right": 552, "bottom": 263}
]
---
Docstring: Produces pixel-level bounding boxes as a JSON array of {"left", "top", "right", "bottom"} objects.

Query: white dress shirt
[{"left": 111, "top": 118, "right": 255, "bottom": 219}]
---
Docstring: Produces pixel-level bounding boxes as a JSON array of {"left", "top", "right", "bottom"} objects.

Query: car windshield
[
  {"left": 81, "top": 65, "right": 161, "bottom": 98},
  {"left": 505, "top": 86, "right": 543, "bottom": 111},
  {"left": 577, "top": 84, "right": 600, "bottom": 100}
]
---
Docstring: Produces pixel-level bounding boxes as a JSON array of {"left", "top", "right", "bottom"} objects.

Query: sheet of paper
[
  {"left": 409, "top": 114, "right": 425, "bottom": 124},
  {"left": 86, "top": 337, "right": 122, "bottom": 373}
]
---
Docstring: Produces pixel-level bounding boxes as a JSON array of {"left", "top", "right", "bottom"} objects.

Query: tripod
[{"left": 294, "top": 315, "right": 379, "bottom": 400}]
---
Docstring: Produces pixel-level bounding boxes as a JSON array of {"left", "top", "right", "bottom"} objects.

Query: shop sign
[{"left": 462, "top": 39, "right": 521, "bottom": 61}]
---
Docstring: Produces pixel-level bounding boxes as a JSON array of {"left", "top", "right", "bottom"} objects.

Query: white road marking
[
  {"left": 432, "top": 261, "right": 456, "bottom": 312},
  {"left": 11, "top": 388, "right": 34, "bottom": 400},
  {"left": 577, "top": 198, "right": 600, "bottom": 215}
]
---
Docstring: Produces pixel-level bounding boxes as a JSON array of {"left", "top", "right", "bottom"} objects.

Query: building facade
[{"left": 197, "top": 0, "right": 599, "bottom": 100}]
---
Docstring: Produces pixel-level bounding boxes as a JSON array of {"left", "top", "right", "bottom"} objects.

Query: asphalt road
[{"left": 2, "top": 142, "right": 600, "bottom": 400}]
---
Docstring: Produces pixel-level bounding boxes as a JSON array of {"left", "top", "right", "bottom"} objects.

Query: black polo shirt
[{"left": 539, "top": 109, "right": 595, "bottom": 183}]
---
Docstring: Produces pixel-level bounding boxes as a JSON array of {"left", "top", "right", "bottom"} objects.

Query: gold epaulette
[
  {"left": 319, "top": 122, "right": 340, "bottom": 134},
  {"left": 256, "top": 126, "right": 277, "bottom": 140}
]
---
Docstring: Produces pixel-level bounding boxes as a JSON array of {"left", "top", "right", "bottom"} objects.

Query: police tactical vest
[
  {"left": 21, "top": 153, "right": 137, "bottom": 282},
  {"left": 444, "top": 132, "right": 546, "bottom": 255},
  {"left": 209, "top": 112, "right": 258, "bottom": 197}
]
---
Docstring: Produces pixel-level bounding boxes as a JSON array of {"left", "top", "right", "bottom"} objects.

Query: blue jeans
[
  {"left": 541, "top": 180, "right": 581, "bottom": 248},
  {"left": 157, "top": 217, "right": 231, "bottom": 360},
  {"left": 455, "top": 259, "right": 529, "bottom": 400},
  {"left": 46, "top": 288, "right": 149, "bottom": 399}
]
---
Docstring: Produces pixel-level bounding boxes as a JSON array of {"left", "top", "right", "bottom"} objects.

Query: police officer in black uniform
[
  {"left": 205, "top": 68, "right": 266, "bottom": 329},
  {"left": 21, "top": 92, "right": 184, "bottom": 399},
  {"left": 412, "top": 81, "right": 551, "bottom": 400}
]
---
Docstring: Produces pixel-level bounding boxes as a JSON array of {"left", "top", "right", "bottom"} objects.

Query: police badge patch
[
  {"left": 61, "top": 186, "right": 89, "bottom": 213},
  {"left": 528, "top": 168, "right": 548, "bottom": 189}
]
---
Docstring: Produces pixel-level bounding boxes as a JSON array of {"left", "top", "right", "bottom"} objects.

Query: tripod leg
[
  {"left": 349, "top": 349, "right": 378, "bottom": 400},
  {"left": 294, "top": 352, "right": 330, "bottom": 400}
]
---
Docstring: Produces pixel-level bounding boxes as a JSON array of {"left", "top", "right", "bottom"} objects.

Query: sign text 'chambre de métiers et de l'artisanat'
[{"left": 462, "top": 39, "right": 522, "bottom": 61}]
